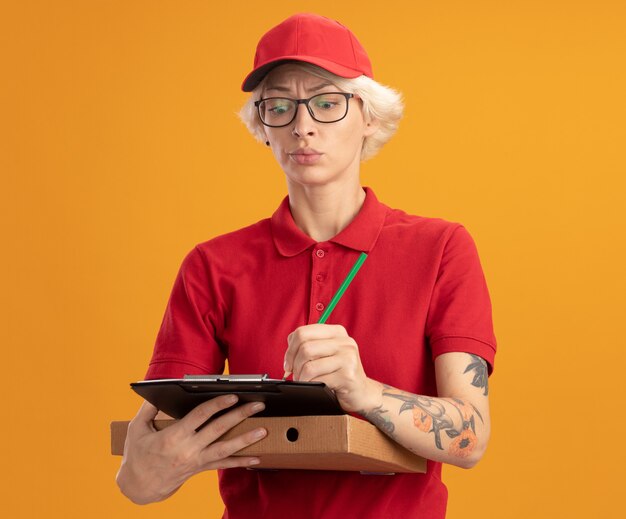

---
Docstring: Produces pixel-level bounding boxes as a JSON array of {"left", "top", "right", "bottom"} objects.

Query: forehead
[{"left": 263, "top": 64, "right": 337, "bottom": 93}]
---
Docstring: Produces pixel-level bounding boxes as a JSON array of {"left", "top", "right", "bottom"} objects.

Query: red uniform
[{"left": 146, "top": 186, "right": 497, "bottom": 518}]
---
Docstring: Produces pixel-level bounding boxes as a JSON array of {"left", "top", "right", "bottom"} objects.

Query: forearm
[{"left": 359, "top": 380, "right": 490, "bottom": 469}]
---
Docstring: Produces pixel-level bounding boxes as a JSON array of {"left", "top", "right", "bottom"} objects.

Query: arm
[
  {"left": 283, "top": 325, "right": 491, "bottom": 469},
  {"left": 117, "top": 247, "right": 271, "bottom": 504},
  {"left": 358, "top": 352, "right": 490, "bottom": 469}
]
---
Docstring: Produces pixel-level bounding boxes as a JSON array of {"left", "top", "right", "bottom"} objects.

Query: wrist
[
  {"left": 116, "top": 461, "right": 155, "bottom": 505},
  {"left": 358, "top": 378, "right": 384, "bottom": 414}
]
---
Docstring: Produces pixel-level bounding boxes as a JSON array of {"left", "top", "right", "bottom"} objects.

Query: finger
[
  {"left": 284, "top": 324, "right": 347, "bottom": 373},
  {"left": 128, "top": 400, "right": 159, "bottom": 436},
  {"left": 306, "top": 371, "right": 346, "bottom": 395},
  {"left": 200, "top": 426, "right": 268, "bottom": 466},
  {"left": 194, "top": 400, "right": 266, "bottom": 446},
  {"left": 292, "top": 323, "right": 347, "bottom": 341},
  {"left": 136, "top": 400, "right": 159, "bottom": 420},
  {"left": 284, "top": 331, "right": 298, "bottom": 377},
  {"left": 178, "top": 394, "right": 240, "bottom": 435},
  {"left": 202, "top": 455, "right": 262, "bottom": 471},
  {"left": 291, "top": 339, "right": 339, "bottom": 380},
  {"left": 296, "top": 355, "right": 343, "bottom": 383}
]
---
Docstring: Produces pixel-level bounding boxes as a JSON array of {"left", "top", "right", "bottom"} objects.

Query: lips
[
  {"left": 288, "top": 147, "right": 323, "bottom": 165},
  {"left": 289, "top": 147, "right": 322, "bottom": 155}
]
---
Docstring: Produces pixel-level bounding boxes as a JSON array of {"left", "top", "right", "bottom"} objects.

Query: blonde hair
[{"left": 237, "top": 62, "right": 404, "bottom": 162}]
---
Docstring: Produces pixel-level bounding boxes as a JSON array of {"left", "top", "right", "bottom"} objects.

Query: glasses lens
[
  {"left": 258, "top": 98, "right": 296, "bottom": 126},
  {"left": 309, "top": 93, "right": 348, "bottom": 122}
]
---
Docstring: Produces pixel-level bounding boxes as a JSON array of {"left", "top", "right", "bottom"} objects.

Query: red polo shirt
[{"left": 145, "top": 186, "right": 497, "bottom": 519}]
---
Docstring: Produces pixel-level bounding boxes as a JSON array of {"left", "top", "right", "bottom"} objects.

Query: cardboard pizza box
[{"left": 110, "top": 414, "right": 426, "bottom": 474}]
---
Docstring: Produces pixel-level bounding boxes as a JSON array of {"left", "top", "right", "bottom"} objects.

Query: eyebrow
[{"left": 264, "top": 81, "right": 335, "bottom": 94}]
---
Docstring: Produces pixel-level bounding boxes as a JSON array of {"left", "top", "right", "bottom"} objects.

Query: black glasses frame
[{"left": 254, "top": 92, "right": 355, "bottom": 127}]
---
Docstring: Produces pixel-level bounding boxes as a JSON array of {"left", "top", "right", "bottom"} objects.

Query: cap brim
[{"left": 241, "top": 56, "right": 364, "bottom": 92}]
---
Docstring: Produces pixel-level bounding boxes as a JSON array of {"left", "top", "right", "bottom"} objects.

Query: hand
[
  {"left": 283, "top": 324, "right": 381, "bottom": 413},
  {"left": 116, "top": 396, "right": 267, "bottom": 505}
]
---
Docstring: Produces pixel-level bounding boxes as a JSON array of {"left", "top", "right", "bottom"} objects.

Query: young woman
[{"left": 117, "top": 13, "right": 497, "bottom": 518}]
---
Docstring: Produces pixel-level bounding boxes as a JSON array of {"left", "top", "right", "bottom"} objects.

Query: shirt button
[
  {"left": 315, "top": 249, "right": 325, "bottom": 258},
  {"left": 316, "top": 273, "right": 325, "bottom": 282},
  {"left": 315, "top": 302, "right": 325, "bottom": 311}
]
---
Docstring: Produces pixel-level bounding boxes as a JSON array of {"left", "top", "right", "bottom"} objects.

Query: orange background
[{"left": 2, "top": 1, "right": 625, "bottom": 517}]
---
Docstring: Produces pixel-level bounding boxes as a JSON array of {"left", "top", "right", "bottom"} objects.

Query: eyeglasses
[{"left": 254, "top": 92, "right": 355, "bottom": 127}]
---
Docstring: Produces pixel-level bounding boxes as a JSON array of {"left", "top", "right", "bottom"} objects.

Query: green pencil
[
  {"left": 283, "top": 251, "right": 368, "bottom": 379},
  {"left": 318, "top": 251, "right": 368, "bottom": 324}
]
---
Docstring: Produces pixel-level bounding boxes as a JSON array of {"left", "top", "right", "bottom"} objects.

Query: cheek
[
  {"left": 339, "top": 124, "right": 366, "bottom": 152},
  {"left": 272, "top": 146, "right": 287, "bottom": 165},
  {"left": 266, "top": 134, "right": 286, "bottom": 158}
]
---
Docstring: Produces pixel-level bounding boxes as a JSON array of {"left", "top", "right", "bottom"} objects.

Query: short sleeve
[
  {"left": 426, "top": 225, "right": 497, "bottom": 374},
  {"left": 144, "top": 246, "right": 227, "bottom": 379}
]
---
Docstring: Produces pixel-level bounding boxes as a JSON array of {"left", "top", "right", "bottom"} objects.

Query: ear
[
  {"left": 363, "top": 118, "right": 379, "bottom": 138},
  {"left": 261, "top": 128, "right": 269, "bottom": 145}
]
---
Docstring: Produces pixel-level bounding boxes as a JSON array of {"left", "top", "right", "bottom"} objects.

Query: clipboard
[{"left": 131, "top": 374, "right": 345, "bottom": 419}]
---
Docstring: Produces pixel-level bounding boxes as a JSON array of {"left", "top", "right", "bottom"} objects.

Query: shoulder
[
  {"left": 183, "top": 217, "right": 273, "bottom": 273},
  {"left": 380, "top": 202, "right": 472, "bottom": 251},
  {"left": 197, "top": 217, "right": 271, "bottom": 251}
]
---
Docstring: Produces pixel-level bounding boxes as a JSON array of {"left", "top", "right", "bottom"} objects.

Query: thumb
[{"left": 130, "top": 400, "right": 159, "bottom": 434}]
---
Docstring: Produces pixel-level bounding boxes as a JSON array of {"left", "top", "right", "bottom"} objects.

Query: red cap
[{"left": 241, "top": 13, "right": 373, "bottom": 92}]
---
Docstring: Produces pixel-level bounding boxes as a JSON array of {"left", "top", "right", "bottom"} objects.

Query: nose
[{"left": 291, "top": 102, "right": 316, "bottom": 138}]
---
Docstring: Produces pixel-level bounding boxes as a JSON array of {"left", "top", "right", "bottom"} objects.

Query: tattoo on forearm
[
  {"left": 383, "top": 391, "right": 484, "bottom": 458},
  {"left": 359, "top": 404, "right": 396, "bottom": 436},
  {"left": 464, "top": 354, "right": 489, "bottom": 395}
]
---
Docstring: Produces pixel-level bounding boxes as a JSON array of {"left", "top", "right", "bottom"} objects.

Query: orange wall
[{"left": 2, "top": 1, "right": 625, "bottom": 517}]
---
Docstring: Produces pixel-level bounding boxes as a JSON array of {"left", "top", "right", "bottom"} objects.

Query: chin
[{"left": 285, "top": 169, "right": 344, "bottom": 187}]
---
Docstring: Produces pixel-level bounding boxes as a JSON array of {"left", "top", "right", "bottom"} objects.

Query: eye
[
  {"left": 313, "top": 94, "right": 343, "bottom": 110},
  {"left": 270, "top": 104, "right": 289, "bottom": 114},
  {"left": 264, "top": 99, "right": 294, "bottom": 117}
]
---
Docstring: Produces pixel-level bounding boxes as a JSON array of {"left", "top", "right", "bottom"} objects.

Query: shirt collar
[{"left": 270, "top": 186, "right": 388, "bottom": 257}]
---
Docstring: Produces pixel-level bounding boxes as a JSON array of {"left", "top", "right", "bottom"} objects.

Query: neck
[{"left": 287, "top": 180, "right": 366, "bottom": 242}]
